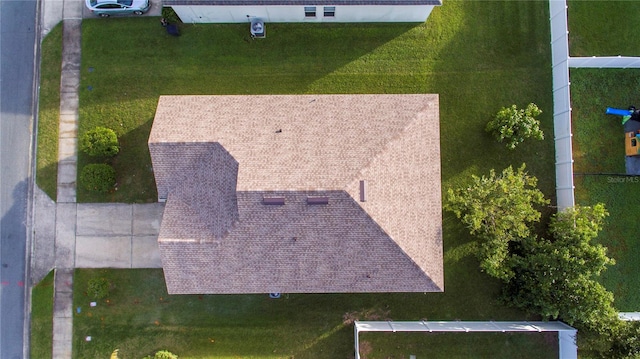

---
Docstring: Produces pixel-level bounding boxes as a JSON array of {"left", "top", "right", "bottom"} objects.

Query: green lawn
[
  {"left": 568, "top": 0, "right": 640, "bottom": 57},
  {"left": 360, "top": 332, "right": 557, "bottom": 358},
  {"left": 73, "top": 269, "right": 556, "bottom": 359},
  {"left": 35, "top": 0, "right": 562, "bottom": 357},
  {"left": 569, "top": 68, "right": 640, "bottom": 311},
  {"left": 37, "top": 24, "right": 62, "bottom": 201},
  {"left": 67, "top": 0, "right": 554, "bottom": 202},
  {"left": 31, "top": 271, "right": 54, "bottom": 359}
]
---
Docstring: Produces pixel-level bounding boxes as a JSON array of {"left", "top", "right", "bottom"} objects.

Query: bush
[
  {"left": 486, "top": 103, "right": 544, "bottom": 150},
  {"left": 80, "top": 127, "right": 119, "bottom": 157},
  {"left": 161, "top": 7, "right": 181, "bottom": 24},
  {"left": 87, "top": 278, "right": 110, "bottom": 299},
  {"left": 80, "top": 164, "right": 116, "bottom": 192},
  {"left": 150, "top": 350, "right": 178, "bottom": 359}
]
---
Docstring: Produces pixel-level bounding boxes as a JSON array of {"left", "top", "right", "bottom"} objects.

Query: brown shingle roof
[{"left": 149, "top": 94, "right": 443, "bottom": 294}]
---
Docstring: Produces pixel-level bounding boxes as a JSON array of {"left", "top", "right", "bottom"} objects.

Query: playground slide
[{"left": 606, "top": 107, "right": 633, "bottom": 116}]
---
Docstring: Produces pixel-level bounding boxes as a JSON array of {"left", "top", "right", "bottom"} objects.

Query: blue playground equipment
[{"left": 606, "top": 107, "right": 633, "bottom": 116}]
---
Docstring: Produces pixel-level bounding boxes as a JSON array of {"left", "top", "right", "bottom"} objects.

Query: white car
[{"left": 86, "top": 0, "right": 150, "bottom": 17}]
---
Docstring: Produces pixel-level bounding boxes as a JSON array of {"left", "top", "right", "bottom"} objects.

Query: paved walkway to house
[
  {"left": 34, "top": 188, "right": 164, "bottom": 358},
  {"left": 36, "top": 0, "right": 164, "bottom": 357}
]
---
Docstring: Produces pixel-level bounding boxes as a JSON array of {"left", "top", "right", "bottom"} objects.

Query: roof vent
[
  {"left": 263, "top": 196, "right": 285, "bottom": 205},
  {"left": 359, "top": 180, "right": 366, "bottom": 202},
  {"left": 307, "top": 196, "right": 329, "bottom": 205}
]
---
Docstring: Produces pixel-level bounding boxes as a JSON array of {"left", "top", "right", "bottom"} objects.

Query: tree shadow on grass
[
  {"left": 80, "top": 18, "right": 423, "bottom": 106},
  {"left": 76, "top": 18, "right": 423, "bottom": 203},
  {"left": 432, "top": 1, "right": 554, "bottom": 194},
  {"left": 77, "top": 118, "right": 157, "bottom": 203}
]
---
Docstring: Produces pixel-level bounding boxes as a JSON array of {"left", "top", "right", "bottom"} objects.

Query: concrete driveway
[{"left": 75, "top": 203, "right": 163, "bottom": 268}]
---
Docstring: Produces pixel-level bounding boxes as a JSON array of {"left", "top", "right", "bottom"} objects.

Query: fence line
[
  {"left": 569, "top": 56, "right": 640, "bottom": 68},
  {"left": 620, "top": 313, "right": 640, "bottom": 321},
  {"left": 549, "top": 0, "right": 574, "bottom": 210},
  {"left": 354, "top": 321, "right": 578, "bottom": 359},
  {"left": 549, "top": 0, "right": 640, "bottom": 320}
]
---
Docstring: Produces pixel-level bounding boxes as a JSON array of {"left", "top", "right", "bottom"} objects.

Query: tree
[
  {"left": 578, "top": 319, "right": 640, "bottom": 359},
  {"left": 609, "top": 321, "right": 640, "bottom": 358},
  {"left": 444, "top": 164, "right": 548, "bottom": 280},
  {"left": 80, "top": 126, "right": 119, "bottom": 157},
  {"left": 504, "top": 204, "right": 617, "bottom": 330},
  {"left": 486, "top": 103, "right": 544, "bottom": 150}
]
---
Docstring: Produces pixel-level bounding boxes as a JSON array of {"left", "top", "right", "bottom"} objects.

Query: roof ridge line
[{"left": 343, "top": 105, "right": 425, "bottom": 192}]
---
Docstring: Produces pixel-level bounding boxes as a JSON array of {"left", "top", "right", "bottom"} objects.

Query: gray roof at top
[{"left": 163, "top": 0, "right": 442, "bottom": 6}]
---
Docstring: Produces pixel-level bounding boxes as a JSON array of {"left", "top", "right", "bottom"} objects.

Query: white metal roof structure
[
  {"left": 354, "top": 320, "right": 577, "bottom": 359},
  {"left": 619, "top": 312, "right": 640, "bottom": 321}
]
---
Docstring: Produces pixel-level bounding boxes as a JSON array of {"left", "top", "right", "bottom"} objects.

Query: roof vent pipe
[{"left": 360, "top": 180, "right": 366, "bottom": 202}]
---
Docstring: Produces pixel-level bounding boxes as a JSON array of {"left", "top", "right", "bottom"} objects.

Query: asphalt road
[{"left": 0, "top": 0, "right": 38, "bottom": 357}]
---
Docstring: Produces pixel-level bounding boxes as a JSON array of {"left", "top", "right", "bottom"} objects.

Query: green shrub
[
  {"left": 153, "top": 350, "right": 178, "bottom": 359},
  {"left": 161, "top": 7, "right": 181, "bottom": 24},
  {"left": 80, "top": 127, "right": 119, "bottom": 157},
  {"left": 80, "top": 164, "right": 116, "bottom": 192},
  {"left": 486, "top": 103, "right": 544, "bottom": 150},
  {"left": 87, "top": 278, "right": 110, "bottom": 299}
]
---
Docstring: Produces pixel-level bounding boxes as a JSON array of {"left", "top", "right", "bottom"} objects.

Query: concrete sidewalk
[{"left": 35, "top": 0, "right": 164, "bottom": 357}]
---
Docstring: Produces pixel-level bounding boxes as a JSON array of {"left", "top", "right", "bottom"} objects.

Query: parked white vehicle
[{"left": 86, "top": 0, "right": 150, "bottom": 17}]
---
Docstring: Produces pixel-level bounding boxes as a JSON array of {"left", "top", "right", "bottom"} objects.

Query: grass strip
[
  {"left": 36, "top": 24, "right": 63, "bottom": 200},
  {"left": 30, "top": 270, "right": 55, "bottom": 359}
]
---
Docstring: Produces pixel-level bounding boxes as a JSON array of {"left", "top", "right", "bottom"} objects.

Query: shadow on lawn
[
  {"left": 433, "top": 0, "right": 554, "bottom": 190},
  {"left": 431, "top": 1, "right": 559, "bottom": 266},
  {"left": 77, "top": 18, "right": 423, "bottom": 202},
  {"left": 37, "top": 161, "right": 58, "bottom": 202},
  {"left": 76, "top": 117, "right": 157, "bottom": 203},
  {"left": 80, "top": 18, "right": 422, "bottom": 104}
]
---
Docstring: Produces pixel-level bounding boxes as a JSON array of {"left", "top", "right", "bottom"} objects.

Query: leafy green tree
[
  {"left": 505, "top": 204, "right": 616, "bottom": 330},
  {"left": 609, "top": 321, "right": 640, "bottom": 359},
  {"left": 444, "top": 164, "right": 548, "bottom": 280},
  {"left": 486, "top": 103, "right": 544, "bottom": 150},
  {"left": 80, "top": 126, "right": 119, "bottom": 157}
]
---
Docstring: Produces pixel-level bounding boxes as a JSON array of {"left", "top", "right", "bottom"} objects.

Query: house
[
  {"left": 163, "top": 0, "right": 442, "bottom": 24},
  {"left": 148, "top": 94, "right": 443, "bottom": 294}
]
